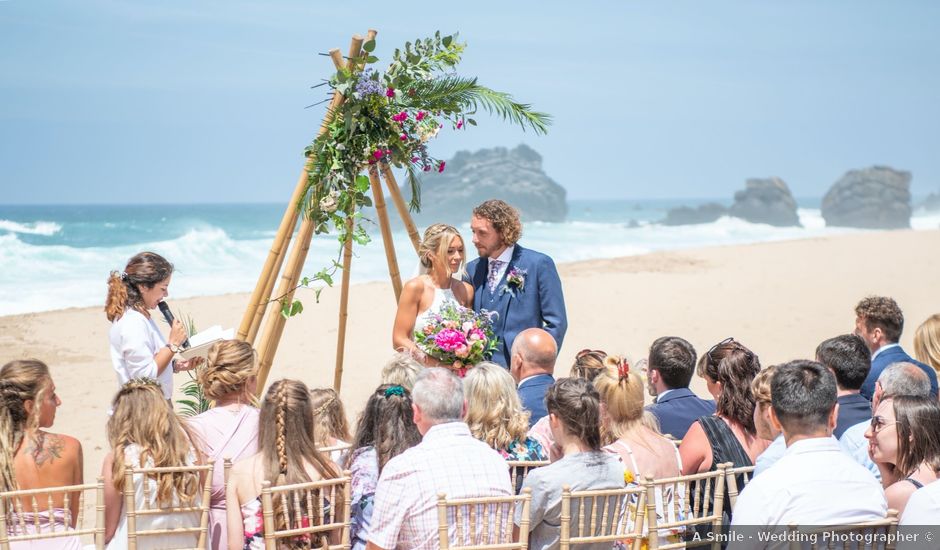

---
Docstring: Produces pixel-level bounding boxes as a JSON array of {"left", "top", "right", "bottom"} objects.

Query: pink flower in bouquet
[
  {"left": 469, "top": 328, "right": 486, "bottom": 341},
  {"left": 453, "top": 361, "right": 464, "bottom": 369},
  {"left": 435, "top": 329, "right": 466, "bottom": 352},
  {"left": 455, "top": 345, "right": 469, "bottom": 359},
  {"left": 422, "top": 324, "right": 435, "bottom": 335},
  {"left": 443, "top": 320, "right": 457, "bottom": 330},
  {"left": 462, "top": 321, "right": 473, "bottom": 332}
]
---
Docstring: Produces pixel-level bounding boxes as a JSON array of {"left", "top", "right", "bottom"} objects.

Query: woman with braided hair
[
  {"left": 187, "top": 339, "right": 260, "bottom": 550},
  {"left": 309, "top": 388, "right": 352, "bottom": 464},
  {"left": 101, "top": 378, "right": 202, "bottom": 549},
  {"left": 226, "top": 379, "right": 341, "bottom": 550},
  {"left": 0, "top": 359, "right": 83, "bottom": 549},
  {"left": 344, "top": 384, "right": 421, "bottom": 550}
]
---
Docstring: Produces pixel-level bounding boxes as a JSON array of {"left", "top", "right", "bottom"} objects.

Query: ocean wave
[{"left": 0, "top": 219, "right": 62, "bottom": 236}]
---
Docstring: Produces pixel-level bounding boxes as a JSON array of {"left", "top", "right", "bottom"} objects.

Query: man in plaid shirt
[{"left": 365, "top": 368, "right": 513, "bottom": 550}]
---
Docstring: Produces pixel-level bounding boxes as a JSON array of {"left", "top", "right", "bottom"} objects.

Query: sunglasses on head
[{"left": 576, "top": 349, "right": 606, "bottom": 360}]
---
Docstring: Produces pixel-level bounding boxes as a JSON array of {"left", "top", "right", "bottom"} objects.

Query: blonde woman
[
  {"left": 309, "top": 387, "right": 352, "bottom": 464},
  {"left": 102, "top": 379, "right": 201, "bottom": 549},
  {"left": 392, "top": 224, "right": 473, "bottom": 367},
  {"left": 463, "top": 362, "right": 546, "bottom": 460},
  {"left": 187, "top": 340, "right": 260, "bottom": 550},
  {"left": 226, "top": 379, "right": 341, "bottom": 550},
  {"left": 914, "top": 313, "right": 940, "bottom": 376},
  {"left": 0, "top": 360, "right": 83, "bottom": 549}
]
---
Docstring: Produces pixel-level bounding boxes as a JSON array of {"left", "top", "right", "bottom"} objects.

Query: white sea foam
[{"left": 0, "top": 219, "right": 62, "bottom": 236}]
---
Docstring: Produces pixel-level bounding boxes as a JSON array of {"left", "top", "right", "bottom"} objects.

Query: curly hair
[
  {"left": 104, "top": 251, "right": 173, "bottom": 322},
  {"left": 198, "top": 339, "right": 257, "bottom": 401},
  {"left": 345, "top": 384, "right": 421, "bottom": 473},
  {"left": 855, "top": 296, "right": 904, "bottom": 343},
  {"left": 0, "top": 359, "right": 51, "bottom": 492},
  {"left": 463, "top": 363, "right": 531, "bottom": 452},
  {"left": 697, "top": 338, "right": 761, "bottom": 434},
  {"left": 472, "top": 200, "right": 522, "bottom": 246}
]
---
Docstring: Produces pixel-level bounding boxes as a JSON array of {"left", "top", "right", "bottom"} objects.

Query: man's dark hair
[
  {"left": 815, "top": 334, "right": 871, "bottom": 391},
  {"left": 771, "top": 360, "right": 837, "bottom": 436},
  {"left": 648, "top": 336, "right": 697, "bottom": 389}
]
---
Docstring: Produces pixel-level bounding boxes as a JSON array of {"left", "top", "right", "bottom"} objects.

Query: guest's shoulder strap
[{"left": 697, "top": 415, "right": 752, "bottom": 468}]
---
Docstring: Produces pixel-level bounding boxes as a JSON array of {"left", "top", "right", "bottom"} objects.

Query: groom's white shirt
[{"left": 487, "top": 245, "right": 515, "bottom": 285}]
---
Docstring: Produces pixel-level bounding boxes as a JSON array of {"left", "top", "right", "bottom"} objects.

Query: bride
[{"left": 392, "top": 223, "right": 474, "bottom": 366}]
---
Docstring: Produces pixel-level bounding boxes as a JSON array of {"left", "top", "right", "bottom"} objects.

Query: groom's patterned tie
[{"left": 487, "top": 260, "right": 504, "bottom": 293}]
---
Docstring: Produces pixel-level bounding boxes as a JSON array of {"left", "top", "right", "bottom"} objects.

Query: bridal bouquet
[{"left": 414, "top": 303, "right": 498, "bottom": 374}]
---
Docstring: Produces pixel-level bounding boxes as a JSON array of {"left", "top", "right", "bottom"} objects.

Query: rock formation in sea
[
  {"left": 728, "top": 177, "right": 801, "bottom": 227},
  {"left": 821, "top": 166, "right": 913, "bottom": 229},
  {"left": 661, "top": 203, "right": 727, "bottom": 226},
  {"left": 920, "top": 191, "right": 940, "bottom": 212}
]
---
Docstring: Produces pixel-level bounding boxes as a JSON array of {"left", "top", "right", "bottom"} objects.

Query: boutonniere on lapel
[{"left": 501, "top": 267, "right": 527, "bottom": 296}]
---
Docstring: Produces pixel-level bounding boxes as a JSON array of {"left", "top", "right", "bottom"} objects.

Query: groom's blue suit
[{"left": 467, "top": 245, "right": 568, "bottom": 367}]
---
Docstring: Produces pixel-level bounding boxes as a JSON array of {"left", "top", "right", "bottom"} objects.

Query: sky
[{"left": 2, "top": 0, "right": 939, "bottom": 203}]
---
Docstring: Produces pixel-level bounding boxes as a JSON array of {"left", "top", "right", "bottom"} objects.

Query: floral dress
[
  {"left": 348, "top": 447, "right": 380, "bottom": 550},
  {"left": 241, "top": 491, "right": 331, "bottom": 549},
  {"left": 498, "top": 436, "right": 547, "bottom": 461}
]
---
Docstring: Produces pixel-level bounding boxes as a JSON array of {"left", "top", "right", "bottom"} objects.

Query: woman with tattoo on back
[{"left": 0, "top": 359, "right": 84, "bottom": 549}]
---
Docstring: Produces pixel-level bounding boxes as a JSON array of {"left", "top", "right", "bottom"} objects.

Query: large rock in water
[
  {"left": 821, "top": 166, "right": 913, "bottom": 229},
  {"left": 661, "top": 203, "right": 727, "bottom": 226},
  {"left": 728, "top": 177, "right": 801, "bottom": 227},
  {"left": 403, "top": 144, "right": 567, "bottom": 227}
]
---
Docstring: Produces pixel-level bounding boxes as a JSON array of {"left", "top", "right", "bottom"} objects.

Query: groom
[{"left": 466, "top": 199, "right": 568, "bottom": 368}]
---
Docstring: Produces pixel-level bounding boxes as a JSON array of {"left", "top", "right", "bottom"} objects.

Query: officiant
[{"left": 104, "top": 251, "right": 197, "bottom": 401}]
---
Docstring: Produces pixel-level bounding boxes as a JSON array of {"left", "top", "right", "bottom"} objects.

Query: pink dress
[{"left": 188, "top": 406, "right": 260, "bottom": 550}]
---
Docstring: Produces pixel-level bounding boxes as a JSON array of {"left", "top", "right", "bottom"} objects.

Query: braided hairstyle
[
  {"left": 345, "top": 384, "right": 421, "bottom": 473},
  {"left": 417, "top": 223, "right": 464, "bottom": 277},
  {"left": 104, "top": 251, "right": 173, "bottom": 321},
  {"left": 697, "top": 339, "right": 761, "bottom": 434},
  {"left": 309, "top": 388, "right": 351, "bottom": 446},
  {"left": 544, "top": 377, "right": 603, "bottom": 451},
  {"left": 260, "top": 380, "right": 340, "bottom": 547},
  {"left": 198, "top": 339, "right": 258, "bottom": 401},
  {"left": 0, "top": 359, "right": 51, "bottom": 492}
]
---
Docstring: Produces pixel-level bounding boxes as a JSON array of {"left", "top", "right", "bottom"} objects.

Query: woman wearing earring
[
  {"left": 105, "top": 251, "right": 193, "bottom": 400},
  {"left": 392, "top": 224, "right": 473, "bottom": 367}
]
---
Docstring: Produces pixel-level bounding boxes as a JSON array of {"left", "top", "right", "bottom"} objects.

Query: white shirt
[
  {"left": 655, "top": 388, "right": 674, "bottom": 402},
  {"left": 871, "top": 342, "right": 900, "bottom": 362},
  {"left": 838, "top": 420, "right": 881, "bottom": 481},
  {"left": 730, "top": 437, "right": 885, "bottom": 530},
  {"left": 899, "top": 478, "right": 940, "bottom": 525},
  {"left": 109, "top": 308, "right": 174, "bottom": 399},
  {"left": 753, "top": 433, "right": 786, "bottom": 476},
  {"left": 487, "top": 245, "right": 515, "bottom": 285}
]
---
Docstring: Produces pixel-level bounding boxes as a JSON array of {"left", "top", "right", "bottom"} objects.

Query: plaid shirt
[{"left": 367, "top": 422, "right": 512, "bottom": 550}]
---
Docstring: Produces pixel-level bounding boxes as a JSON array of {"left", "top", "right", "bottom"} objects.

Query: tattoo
[{"left": 25, "top": 432, "right": 64, "bottom": 466}]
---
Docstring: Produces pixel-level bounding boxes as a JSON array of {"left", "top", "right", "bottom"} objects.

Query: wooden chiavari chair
[
  {"left": 644, "top": 462, "right": 730, "bottom": 549},
  {"left": 0, "top": 479, "right": 105, "bottom": 550},
  {"left": 123, "top": 462, "right": 213, "bottom": 550},
  {"left": 259, "top": 472, "right": 351, "bottom": 550},
  {"left": 436, "top": 488, "right": 532, "bottom": 550},
  {"left": 559, "top": 484, "right": 648, "bottom": 550},
  {"left": 507, "top": 460, "right": 549, "bottom": 493},
  {"left": 785, "top": 509, "right": 899, "bottom": 550}
]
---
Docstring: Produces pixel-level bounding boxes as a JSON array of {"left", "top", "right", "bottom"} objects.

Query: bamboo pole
[
  {"left": 333, "top": 211, "right": 355, "bottom": 391},
  {"left": 253, "top": 35, "right": 365, "bottom": 391},
  {"left": 368, "top": 164, "right": 403, "bottom": 300},
  {"left": 379, "top": 163, "right": 422, "bottom": 254}
]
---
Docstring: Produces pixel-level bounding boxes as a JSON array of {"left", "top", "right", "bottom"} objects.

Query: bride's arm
[
  {"left": 458, "top": 281, "right": 474, "bottom": 308},
  {"left": 392, "top": 278, "right": 423, "bottom": 352}
]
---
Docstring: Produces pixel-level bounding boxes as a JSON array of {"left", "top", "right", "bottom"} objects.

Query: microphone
[{"left": 157, "top": 301, "right": 191, "bottom": 349}]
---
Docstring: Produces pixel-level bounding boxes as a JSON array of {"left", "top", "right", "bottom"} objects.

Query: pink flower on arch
[
  {"left": 373, "top": 150, "right": 383, "bottom": 159},
  {"left": 438, "top": 161, "right": 446, "bottom": 173},
  {"left": 416, "top": 111, "right": 426, "bottom": 121},
  {"left": 456, "top": 119, "right": 464, "bottom": 129},
  {"left": 386, "top": 87, "right": 395, "bottom": 98}
]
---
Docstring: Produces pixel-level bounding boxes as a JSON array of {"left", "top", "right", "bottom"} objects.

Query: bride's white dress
[{"left": 414, "top": 287, "right": 459, "bottom": 332}]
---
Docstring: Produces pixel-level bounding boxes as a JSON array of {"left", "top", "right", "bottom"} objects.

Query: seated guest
[
  {"left": 0, "top": 360, "right": 83, "bottom": 549},
  {"left": 865, "top": 395, "right": 940, "bottom": 516},
  {"left": 913, "top": 313, "right": 940, "bottom": 376},
  {"left": 463, "top": 362, "right": 546, "bottom": 460},
  {"left": 345, "top": 385, "right": 421, "bottom": 550},
  {"left": 102, "top": 379, "right": 202, "bottom": 549},
  {"left": 751, "top": 366, "right": 785, "bottom": 476},
  {"left": 380, "top": 352, "right": 423, "bottom": 390},
  {"left": 187, "top": 340, "right": 260, "bottom": 550},
  {"left": 816, "top": 333, "right": 873, "bottom": 437},
  {"left": 594, "top": 359, "right": 683, "bottom": 546},
  {"left": 730, "top": 361, "right": 886, "bottom": 529},
  {"left": 309, "top": 387, "right": 352, "bottom": 463},
  {"left": 854, "top": 296, "right": 938, "bottom": 399},
  {"left": 366, "top": 368, "right": 511, "bottom": 550},
  {"left": 840, "top": 363, "right": 932, "bottom": 480},
  {"left": 900, "top": 478, "right": 940, "bottom": 525},
  {"left": 645, "top": 336, "right": 716, "bottom": 440},
  {"left": 514, "top": 378, "right": 624, "bottom": 550},
  {"left": 227, "top": 379, "right": 341, "bottom": 550},
  {"left": 679, "top": 338, "right": 767, "bottom": 475},
  {"left": 509, "top": 328, "right": 557, "bottom": 427}
]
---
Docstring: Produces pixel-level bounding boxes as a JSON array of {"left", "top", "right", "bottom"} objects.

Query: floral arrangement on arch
[{"left": 284, "top": 32, "right": 550, "bottom": 313}]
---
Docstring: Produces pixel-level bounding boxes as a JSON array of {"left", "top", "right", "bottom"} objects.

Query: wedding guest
[
  {"left": 750, "top": 366, "right": 785, "bottom": 476},
  {"left": 730, "top": 361, "right": 886, "bottom": 528},
  {"left": 679, "top": 338, "right": 767, "bottom": 475},
  {"left": 365, "top": 368, "right": 511, "bottom": 550},
  {"left": 105, "top": 251, "right": 194, "bottom": 401},
  {"left": 509, "top": 327, "right": 557, "bottom": 427},
  {"left": 913, "top": 313, "right": 940, "bottom": 376},
  {"left": 467, "top": 199, "right": 567, "bottom": 367},
  {"left": 854, "top": 296, "right": 938, "bottom": 399},
  {"left": 840, "top": 363, "right": 931, "bottom": 480},
  {"left": 0, "top": 360, "right": 83, "bottom": 549},
  {"left": 102, "top": 379, "right": 202, "bottom": 549},
  {"left": 226, "top": 379, "right": 341, "bottom": 550},
  {"left": 463, "top": 362, "right": 546, "bottom": 460},
  {"left": 645, "top": 336, "right": 716, "bottom": 440},
  {"left": 379, "top": 352, "right": 423, "bottom": 390},
  {"left": 344, "top": 385, "right": 421, "bottom": 550},
  {"left": 899, "top": 479, "right": 940, "bottom": 525},
  {"left": 865, "top": 395, "right": 940, "bottom": 516},
  {"left": 816, "top": 333, "right": 872, "bottom": 437},
  {"left": 187, "top": 340, "right": 260, "bottom": 550},
  {"left": 309, "top": 387, "right": 352, "bottom": 463},
  {"left": 513, "top": 377, "right": 624, "bottom": 550}
]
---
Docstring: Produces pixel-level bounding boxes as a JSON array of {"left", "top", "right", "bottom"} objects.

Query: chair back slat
[
  {"left": 643, "top": 462, "right": 729, "bottom": 550},
  {"left": 123, "top": 461, "right": 213, "bottom": 550},
  {"left": 437, "top": 489, "right": 531, "bottom": 550},
  {"left": 259, "top": 471, "right": 351, "bottom": 550},
  {"left": 0, "top": 479, "right": 105, "bottom": 549},
  {"left": 723, "top": 464, "right": 755, "bottom": 512},
  {"left": 786, "top": 510, "right": 899, "bottom": 550},
  {"left": 506, "top": 460, "right": 548, "bottom": 493},
  {"left": 558, "top": 485, "right": 647, "bottom": 550}
]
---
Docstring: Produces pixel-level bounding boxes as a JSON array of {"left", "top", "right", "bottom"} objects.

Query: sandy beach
[{"left": 2, "top": 229, "right": 938, "bottom": 485}]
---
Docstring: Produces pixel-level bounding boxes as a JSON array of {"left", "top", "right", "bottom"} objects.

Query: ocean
[{"left": 2, "top": 200, "right": 938, "bottom": 316}]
